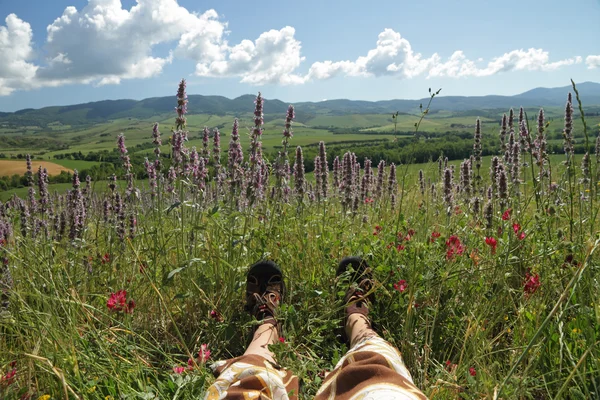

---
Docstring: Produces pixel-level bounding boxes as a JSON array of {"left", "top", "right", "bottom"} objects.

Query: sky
[{"left": 0, "top": 0, "right": 599, "bottom": 112}]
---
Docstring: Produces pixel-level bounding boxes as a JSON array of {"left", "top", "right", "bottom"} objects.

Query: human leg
[
  {"left": 204, "top": 261, "right": 298, "bottom": 400},
  {"left": 314, "top": 257, "right": 428, "bottom": 400}
]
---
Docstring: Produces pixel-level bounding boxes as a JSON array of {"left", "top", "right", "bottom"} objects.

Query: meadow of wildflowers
[{"left": 0, "top": 79, "right": 599, "bottom": 399}]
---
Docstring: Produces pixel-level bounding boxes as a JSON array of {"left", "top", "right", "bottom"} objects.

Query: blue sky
[{"left": 0, "top": 0, "right": 599, "bottom": 111}]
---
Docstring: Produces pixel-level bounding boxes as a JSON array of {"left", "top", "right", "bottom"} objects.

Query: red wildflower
[
  {"left": 396, "top": 244, "right": 405, "bottom": 252},
  {"left": 469, "top": 367, "right": 476, "bottom": 377},
  {"left": 173, "top": 366, "right": 185, "bottom": 374},
  {"left": 454, "top": 206, "right": 462, "bottom": 215},
  {"left": 364, "top": 197, "right": 374, "bottom": 204},
  {"left": 101, "top": 253, "right": 110, "bottom": 264},
  {"left": 373, "top": 225, "right": 382, "bottom": 236},
  {"left": 445, "top": 235, "right": 465, "bottom": 260},
  {"left": 502, "top": 209, "right": 511, "bottom": 221},
  {"left": 445, "top": 360, "right": 451, "bottom": 367},
  {"left": 430, "top": 231, "right": 441, "bottom": 243},
  {"left": 1, "top": 365, "right": 16, "bottom": 386},
  {"left": 485, "top": 237, "right": 497, "bottom": 254},
  {"left": 393, "top": 279, "right": 407, "bottom": 293},
  {"left": 107, "top": 290, "right": 135, "bottom": 314},
  {"left": 278, "top": 337, "right": 285, "bottom": 343},
  {"left": 512, "top": 223, "right": 525, "bottom": 240},
  {"left": 524, "top": 272, "right": 541, "bottom": 295}
]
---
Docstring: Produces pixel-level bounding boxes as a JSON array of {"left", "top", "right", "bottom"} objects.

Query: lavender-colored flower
[
  {"left": 497, "top": 164, "right": 508, "bottom": 208},
  {"left": 167, "top": 166, "right": 177, "bottom": 194},
  {"left": 227, "top": 119, "right": 244, "bottom": 194},
  {"left": 129, "top": 214, "right": 136, "bottom": 239},
  {"left": 35, "top": 166, "right": 49, "bottom": 215},
  {"left": 360, "top": 174, "right": 368, "bottom": 202},
  {"left": 500, "top": 113, "right": 508, "bottom": 153},
  {"left": 534, "top": 109, "right": 547, "bottom": 190},
  {"left": 518, "top": 107, "right": 524, "bottom": 126},
  {"left": 473, "top": 118, "right": 482, "bottom": 180},
  {"left": 332, "top": 156, "right": 341, "bottom": 195},
  {"left": 563, "top": 95, "right": 575, "bottom": 159},
  {"left": 25, "top": 154, "right": 33, "bottom": 186},
  {"left": 202, "top": 127, "right": 211, "bottom": 163},
  {"left": 250, "top": 93, "right": 264, "bottom": 166},
  {"left": 580, "top": 152, "right": 590, "bottom": 185},
  {"left": 363, "top": 159, "right": 372, "bottom": 198},
  {"left": 107, "top": 176, "right": 116, "bottom": 196},
  {"left": 471, "top": 196, "right": 481, "bottom": 214},
  {"left": 103, "top": 199, "right": 111, "bottom": 223},
  {"left": 314, "top": 156, "right": 322, "bottom": 201},
  {"left": 443, "top": 168, "right": 453, "bottom": 212},
  {"left": 464, "top": 159, "right": 473, "bottom": 195},
  {"left": 490, "top": 156, "right": 500, "bottom": 194},
  {"left": 72, "top": 170, "right": 80, "bottom": 189},
  {"left": 438, "top": 157, "right": 444, "bottom": 181},
  {"left": 484, "top": 201, "right": 493, "bottom": 229},
  {"left": 176, "top": 79, "right": 188, "bottom": 130},
  {"left": 342, "top": 152, "right": 354, "bottom": 209},
  {"left": 293, "top": 146, "right": 305, "bottom": 201},
  {"left": 318, "top": 141, "right": 328, "bottom": 199},
  {"left": 213, "top": 128, "right": 221, "bottom": 167},
  {"left": 152, "top": 121, "right": 162, "bottom": 153},
  {"left": 388, "top": 163, "right": 397, "bottom": 197},
  {"left": 283, "top": 105, "right": 294, "bottom": 142},
  {"left": 376, "top": 160, "right": 386, "bottom": 198}
]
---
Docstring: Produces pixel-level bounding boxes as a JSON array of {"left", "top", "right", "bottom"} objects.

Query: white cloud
[
  {"left": 305, "top": 29, "right": 583, "bottom": 82},
  {"left": 0, "top": 14, "right": 38, "bottom": 95},
  {"left": 0, "top": 4, "right": 595, "bottom": 96},
  {"left": 36, "top": 0, "right": 221, "bottom": 85},
  {"left": 586, "top": 55, "right": 600, "bottom": 69},
  {"left": 194, "top": 26, "right": 306, "bottom": 85}
]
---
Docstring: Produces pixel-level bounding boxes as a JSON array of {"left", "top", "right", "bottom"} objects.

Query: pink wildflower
[
  {"left": 502, "top": 209, "right": 511, "bottom": 221},
  {"left": 173, "top": 366, "right": 185, "bottom": 374},
  {"left": 469, "top": 367, "right": 476, "bottom": 376},
  {"left": 198, "top": 344, "right": 211, "bottom": 363}
]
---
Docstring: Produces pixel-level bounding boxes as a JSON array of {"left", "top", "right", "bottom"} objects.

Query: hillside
[{"left": 0, "top": 82, "right": 598, "bottom": 128}]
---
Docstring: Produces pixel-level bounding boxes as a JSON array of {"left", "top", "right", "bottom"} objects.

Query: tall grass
[{"left": 0, "top": 80, "right": 598, "bottom": 399}]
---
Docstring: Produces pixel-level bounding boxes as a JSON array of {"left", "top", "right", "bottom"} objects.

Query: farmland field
[{"left": 0, "top": 159, "right": 72, "bottom": 177}]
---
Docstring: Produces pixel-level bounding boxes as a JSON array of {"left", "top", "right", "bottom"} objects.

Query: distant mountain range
[{"left": 1, "top": 82, "right": 599, "bottom": 128}]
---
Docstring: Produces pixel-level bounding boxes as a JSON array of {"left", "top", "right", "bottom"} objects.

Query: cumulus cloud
[
  {"left": 194, "top": 26, "right": 305, "bottom": 85},
  {"left": 306, "top": 29, "right": 583, "bottom": 82},
  {"left": 37, "top": 0, "right": 222, "bottom": 85},
  {"left": 0, "top": 14, "right": 38, "bottom": 95},
  {"left": 586, "top": 55, "right": 600, "bottom": 69},
  {"left": 0, "top": 3, "right": 595, "bottom": 96}
]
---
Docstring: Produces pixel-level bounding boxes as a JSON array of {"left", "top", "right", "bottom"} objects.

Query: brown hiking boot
[{"left": 245, "top": 260, "right": 285, "bottom": 331}]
